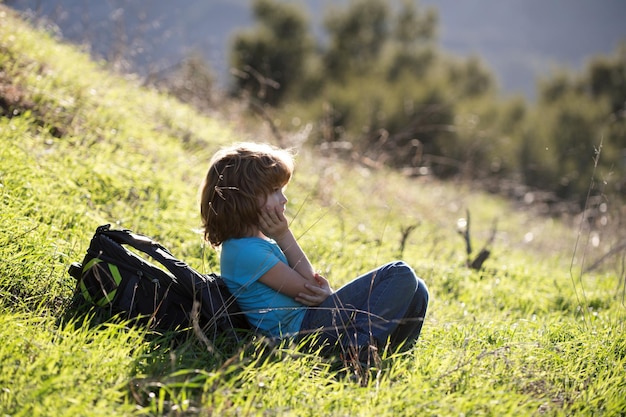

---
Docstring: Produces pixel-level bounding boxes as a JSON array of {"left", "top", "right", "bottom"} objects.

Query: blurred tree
[
  {"left": 538, "top": 71, "right": 577, "bottom": 103},
  {"left": 227, "top": 0, "right": 624, "bottom": 203},
  {"left": 387, "top": 0, "right": 438, "bottom": 81},
  {"left": 322, "top": 0, "right": 390, "bottom": 79},
  {"left": 523, "top": 92, "right": 612, "bottom": 201},
  {"left": 530, "top": 42, "right": 626, "bottom": 200},
  {"left": 394, "top": 0, "right": 437, "bottom": 44},
  {"left": 444, "top": 95, "right": 528, "bottom": 182},
  {"left": 446, "top": 55, "right": 496, "bottom": 98},
  {"left": 581, "top": 43, "right": 626, "bottom": 196},
  {"left": 229, "top": 0, "right": 313, "bottom": 105},
  {"left": 587, "top": 42, "right": 626, "bottom": 114}
]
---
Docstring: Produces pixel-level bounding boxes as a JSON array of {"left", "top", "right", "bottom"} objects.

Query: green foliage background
[
  {"left": 1, "top": 5, "right": 625, "bottom": 416},
  {"left": 229, "top": 0, "right": 626, "bottom": 205}
]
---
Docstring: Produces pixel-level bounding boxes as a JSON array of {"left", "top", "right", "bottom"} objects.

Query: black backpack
[{"left": 68, "top": 224, "right": 250, "bottom": 340}]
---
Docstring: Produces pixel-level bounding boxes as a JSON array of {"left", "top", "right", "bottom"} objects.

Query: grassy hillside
[{"left": 1, "top": 6, "right": 624, "bottom": 416}]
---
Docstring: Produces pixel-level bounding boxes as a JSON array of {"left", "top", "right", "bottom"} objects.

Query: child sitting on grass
[{"left": 200, "top": 142, "right": 428, "bottom": 364}]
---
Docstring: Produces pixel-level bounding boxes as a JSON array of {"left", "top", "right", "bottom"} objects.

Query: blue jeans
[{"left": 298, "top": 261, "right": 429, "bottom": 354}]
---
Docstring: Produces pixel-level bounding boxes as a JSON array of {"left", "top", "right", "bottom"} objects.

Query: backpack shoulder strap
[
  {"left": 95, "top": 224, "right": 173, "bottom": 258},
  {"left": 95, "top": 224, "right": 209, "bottom": 297}
]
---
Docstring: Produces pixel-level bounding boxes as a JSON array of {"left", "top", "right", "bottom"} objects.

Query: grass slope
[{"left": 1, "top": 6, "right": 625, "bottom": 416}]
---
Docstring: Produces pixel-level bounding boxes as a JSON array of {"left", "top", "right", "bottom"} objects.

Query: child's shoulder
[
  {"left": 224, "top": 237, "right": 275, "bottom": 249},
  {"left": 222, "top": 237, "right": 283, "bottom": 266}
]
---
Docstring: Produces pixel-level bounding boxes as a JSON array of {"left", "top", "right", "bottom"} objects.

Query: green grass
[{"left": 1, "top": 6, "right": 625, "bottom": 416}]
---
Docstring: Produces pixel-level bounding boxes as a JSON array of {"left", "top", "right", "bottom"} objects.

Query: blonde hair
[{"left": 200, "top": 142, "right": 294, "bottom": 246}]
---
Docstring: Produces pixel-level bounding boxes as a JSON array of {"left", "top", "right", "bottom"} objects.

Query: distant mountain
[{"left": 6, "top": 0, "right": 626, "bottom": 100}]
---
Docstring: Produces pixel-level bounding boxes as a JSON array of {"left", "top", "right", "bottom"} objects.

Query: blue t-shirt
[{"left": 220, "top": 237, "right": 306, "bottom": 338}]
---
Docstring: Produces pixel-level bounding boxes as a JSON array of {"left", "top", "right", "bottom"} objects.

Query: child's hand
[
  {"left": 259, "top": 205, "right": 289, "bottom": 241},
  {"left": 295, "top": 273, "right": 333, "bottom": 307}
]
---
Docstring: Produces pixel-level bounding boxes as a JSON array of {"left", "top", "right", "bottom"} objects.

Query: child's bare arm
[
  {"left": 295, "top": 273, "right": 332, "bottom": 306},
  {"left": 259, "top": 205, "right": 316, "bottom": 281},
  {"left": 258, "top": 204, "right": 332, "bottom": 306},
  {"left": 258, "top": 265, "right": 332, "bottom": 306}
]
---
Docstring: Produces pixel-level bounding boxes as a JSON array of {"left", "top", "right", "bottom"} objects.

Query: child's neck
[{"left": 247, "top": 226, "right": 266, "bottom": 239}]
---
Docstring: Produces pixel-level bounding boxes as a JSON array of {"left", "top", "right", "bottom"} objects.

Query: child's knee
[
  {"left": 416, "top": 278, "right": 429, "bottom": 305},
  {"left": 387, "top": 261, "right": 420, "bottom": 291}
]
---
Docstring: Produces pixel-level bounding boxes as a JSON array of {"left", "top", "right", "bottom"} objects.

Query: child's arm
[
  {"left": 296, "top": 273, "right": 332, "bottom": 306},
  {"left": 258, "top": 205, "right": 333, "bottom": 306},
  {"left": 259, "top": 205, "right": 316, "bottom": 279},
  {"left": 258, "top": 263, "right": 332, "bottom": 306}
]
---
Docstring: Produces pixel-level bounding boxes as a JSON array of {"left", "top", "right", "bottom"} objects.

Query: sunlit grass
[
  {"left": 0, "top": 313, "right": 146, "bottom": 417},
  {"left": 1, "top": 6, "right": 624, "bottom": 416}
]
